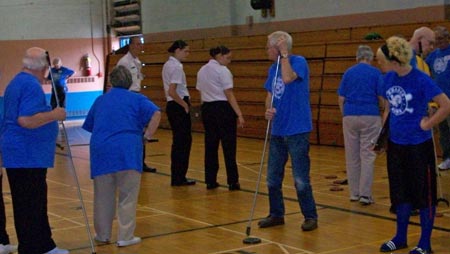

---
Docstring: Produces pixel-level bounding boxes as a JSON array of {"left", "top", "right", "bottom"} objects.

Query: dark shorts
[{"left": 387, "top": 139, "right": 437, "bottom": 209}]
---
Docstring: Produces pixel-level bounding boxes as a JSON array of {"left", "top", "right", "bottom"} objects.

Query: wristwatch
[{"left": 281, "top": 52, "right": 289, "bottom": 58}]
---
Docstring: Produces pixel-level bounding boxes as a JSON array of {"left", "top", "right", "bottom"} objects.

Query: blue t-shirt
[
  {"left": 1, "top": 72, "right": 58, "bottom": 168},
  {"left": 426, "top": 45, "right": 450, "bottom": 97},
  {"left": 47, "top": 66, "right": 74, "bottom": 88},
  {"left": 264, "top": 55, "right": 312, "bottom": 136},
  {"left": 337, "top": 63, "right": 383, "bottom": 116},
  {"left": 82, "top": 88, "right": 160, "bottom": 178},
  {"left": 383, "top": 68, "right": 442, "bottom": 145}
]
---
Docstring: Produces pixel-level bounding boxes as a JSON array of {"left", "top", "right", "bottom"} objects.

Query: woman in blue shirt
[
  {"left": 338, "top": 45, "right": 383, "bottom": 205},
  {"left": 379, "top": 36, "right": 450, "bottom": 254},
  {"left": 82, "top": 65, "right": 160, "bottom": 247}
]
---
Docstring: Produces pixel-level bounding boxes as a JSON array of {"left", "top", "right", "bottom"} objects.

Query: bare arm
[
  {"left": 279, "top": 57, "right": 298, "bottom": 84},
  {"left": 224, "top": 88, "right": 244, "bottom": 127},
  {"left": 338, "top": 96, "right": 345, "bottom": 115},
  {"left": 277, "top": 37, "right": 297, "bottom": 84},
  {"left": 421, "top": 93, "right": 450, "bottom": 130},
  {"left": 168, "top": 83, "right": 189, "bottom": 113},
  {"left": 381, "top": 98, "right": 390, "bottom": 123},
  {"left": 265, "top": 92, "right": 276, "bottom": 120},
  {"left": 144, "top": 111, "right": 161, "bottom": 140},
  {"left": 18, "top": 107, "right": 66, "bottom": 129}
]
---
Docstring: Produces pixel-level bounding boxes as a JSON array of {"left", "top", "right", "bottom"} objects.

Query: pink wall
[{"left": 0, "top": 37, "right": 107, "bottom": 95}]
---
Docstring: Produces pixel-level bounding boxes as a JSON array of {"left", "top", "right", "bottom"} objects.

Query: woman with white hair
[{"left": 337, "top": 45, "right": 384, "bottom": 205}]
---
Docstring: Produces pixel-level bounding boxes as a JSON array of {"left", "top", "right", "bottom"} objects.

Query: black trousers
[
  {"left": 6, "top": 168, "right": 56, "bottom": 254},
  {"left": 50, "top": 85, "right": 66, "bottom": 109},
  {"left": 201, "top": 101, "right": 239, "bottom": 185},
  {"left": 166, "top": 97, "right": 192, "bottom": 184},
  {"left": 387, "top": 139, "right": 437, "bottom": 209},
  {"left": 0, "top": 174, "right": 10, "bottom": 245}
]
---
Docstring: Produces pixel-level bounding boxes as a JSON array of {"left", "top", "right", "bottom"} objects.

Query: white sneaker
[
  {"left": 0, "top": 244, "right": 17, "bottom": 253},
  {"left": 44, "top": 247, "right": 69, "bottom": 254},
  {"left": 438, "top": 158, "right": 450, "bottom": 170},
  {"left": 117, "top": 236, "right": 141, "bottom": 247},
  {"left": 350, "top": 195, "right": 359, "bottom": 202},
  {"left": 94, "top": 235, "right": 109, "bottom": 243},
  {"left": 359, "top": 196, "right": 374, "bottom": 205}
]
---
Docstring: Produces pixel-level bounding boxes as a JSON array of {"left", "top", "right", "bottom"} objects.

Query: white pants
[
  {"left": 93, "top": 170, "right": 141, "bottom": 241},
  {"left": 342, "top": 115, "right": 381, "bottom": 198}
]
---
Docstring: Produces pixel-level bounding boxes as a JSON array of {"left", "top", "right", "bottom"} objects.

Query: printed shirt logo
[
  {"left": 273, "top": 76, "right": 285, "bottom": 99},
  {"left": 386, "top": 85, "right": 413, "bottom": 115},
  {"left": 432, "top": 56, "right": 449, "bottom": 74}
]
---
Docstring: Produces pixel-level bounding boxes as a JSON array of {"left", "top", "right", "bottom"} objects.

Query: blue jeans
[{"left": 267, "top": 132, "right": 318, "bottom": 220}]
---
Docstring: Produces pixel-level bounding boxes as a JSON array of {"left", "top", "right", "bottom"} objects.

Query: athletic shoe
[
  {"left": 359, "top": 196, "right": 374, "bottom": 205},
  {"left": 94, "top": 235, "right": 109, "bottom": 243},
  {"left": 0, "top": 244, "right": 17, "bottom": 253},
  {"left": 350, "top": 195, "right": 359, "bottom": 202},
  {"left": 438, "top": 158, "right": 450, "bottom": 171},
  {"left": 409, "top": 246, "right": 433, "bottom": 254},
  {"left": 117, "top": 236, "right": 141, "bottom": 247},
  {"left": 44, "top": 247, "right": 69, "bottom": 254},
  {"left": 301, "top": 219, "right": 318, "bottom": 231}
]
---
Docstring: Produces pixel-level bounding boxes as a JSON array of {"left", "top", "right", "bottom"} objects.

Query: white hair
[
  {"left": 22, "top": 47, "right": 48, "bottom": 70},
  {"left": 268, "top": 31, "right": 293, "bottom": 52}
]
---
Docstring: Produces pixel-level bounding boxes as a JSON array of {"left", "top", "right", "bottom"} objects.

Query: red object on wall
[{"left": 82, "top": 54, "right": 92, "bottom": 76}]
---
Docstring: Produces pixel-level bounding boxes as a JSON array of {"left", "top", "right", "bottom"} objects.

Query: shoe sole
[
  {"left": 117, "top": 237, "right": 141, "bottom": 247},
  {"left": 301, "top": 224, "right": 318, "bottom": 231},
  {"left": 258, "top": 222, "right": 284, "bottom": 228}
]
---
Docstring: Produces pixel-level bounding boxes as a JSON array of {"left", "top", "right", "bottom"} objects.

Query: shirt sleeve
[
  {"left": 138, "top": 95, "right": 160, "bottom": 126},
  {"left": 219, "top": 67, "right": 233, "bottom": 90},
  {"left": 19, "top": 83, "right": 50, "bottom": 117},
  {"left": 290, "top": 56, "right": 308, "bottom": 82},
  {"left": 63, "top": 66, "right": 75, "bottom": 77},
  {"left": 168, "top": 65, "right": 184, "bottom": 85},
  {"left": 82, "top": 99, "right": 98, "bottom": 133},
  {"left": 337, "top": 71, "right": 348, "bottom": 96},
  {"left": 423, "top": 75, "right": 443, "bottom": 101}
]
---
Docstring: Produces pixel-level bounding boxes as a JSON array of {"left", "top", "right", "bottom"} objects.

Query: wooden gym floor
[{"left": 2, "top": 120, "right": 450, "bottom": 254}]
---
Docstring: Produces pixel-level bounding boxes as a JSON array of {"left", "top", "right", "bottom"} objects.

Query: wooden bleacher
[{"left": 105, "top": 20, "right": 450, "bottom": 148}]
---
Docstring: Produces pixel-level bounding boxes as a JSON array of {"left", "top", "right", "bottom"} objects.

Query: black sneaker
[
  {"left": 143, "top": 164, "right": 156, "bottom": 173},
  {"left": 301, "top": 219, "right": 318, "bottom": 231}
]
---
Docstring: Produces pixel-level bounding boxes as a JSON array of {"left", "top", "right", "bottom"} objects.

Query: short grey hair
[
  {"left": 52, "top": 57, "right": 62, "bottom": 66},
  {"left": 268, "top": 31, "right": 293, "bottom": 52},
  {"left": 356, "top": 45, "right": 374, "bottom": 62},
  {"left": 110, "top": 65, "right": 132, "bottom": 89},
  {"left": 22, "top": 47, "right": 48, "bottom": 70}
]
